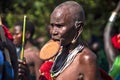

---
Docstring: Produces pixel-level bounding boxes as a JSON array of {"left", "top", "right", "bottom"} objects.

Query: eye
[
  {"left": 56, "top": 24, "right": 63, "bottom": 28},
  {"left": 49, "top": 24, "right": 54, "bottom": 28},
  {"left": 49, "top": 24, "right": 63, "bottom": 28}
]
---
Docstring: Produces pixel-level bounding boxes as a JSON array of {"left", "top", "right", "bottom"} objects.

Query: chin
[{"left": 61, "top": 41, "right": 71, "bottom": 46}]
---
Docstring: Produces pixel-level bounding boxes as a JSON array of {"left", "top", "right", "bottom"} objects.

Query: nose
[{"left": 52, "top": 26, "right": 58, "bottom": 35}]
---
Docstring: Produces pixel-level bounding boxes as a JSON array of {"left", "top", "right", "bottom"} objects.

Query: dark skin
[
  {"left": 15, "top": 2, "right": 103, "bottom": 80},
  {"left": 49, "top": 1, "right": 101, "bottom": 80},
  {"left": 13, "top": 25, "right": 43, "bottom": 80}
]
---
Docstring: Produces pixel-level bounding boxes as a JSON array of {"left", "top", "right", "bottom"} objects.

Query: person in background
[
  {"left": 0, "top": 24, "right": 18, "bottom": 80},
  {"left": 104, "top": 25, "right": 120, "bottom": 69},
  {"left": 88, "top": 35, "right": 109, "bottom": 72},
  {"left": 12, "top": 21, "right": 43, "bottom": 80},
  {"left": 109, "top": 33, "right": 120, "bottom": 80}
]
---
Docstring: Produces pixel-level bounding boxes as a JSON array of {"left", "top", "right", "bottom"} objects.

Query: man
[
  {"left": 13, "top": 21, "right": 43, "bottom": 80},
  {"left": 48, "top": 1, "right": 112, "bottom": 80},
  {"left": 18, "top": 1, "right": 113, "bottom": 80}
]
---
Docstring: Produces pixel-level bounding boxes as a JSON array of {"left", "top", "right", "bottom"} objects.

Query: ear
[
  {"left": 26, "top": 31, "right": 31, "bottom": 39},
  {"left": 71, "top": 21, "right": 83, "bottom": 44},
  {"left": 75, "top": 21, "right": 83, "bottom": 29}
]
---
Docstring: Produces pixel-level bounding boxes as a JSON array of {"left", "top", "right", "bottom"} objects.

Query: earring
[
  {"left": 71, "top": 21, "right": 83, "bottom": 44},
  {"left": 71, "top": 27, "right": 83, "bottom": 44}
]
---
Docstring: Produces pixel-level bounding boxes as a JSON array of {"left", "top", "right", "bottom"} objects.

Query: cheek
[
  {"left": 15, "top": 34, "right": 22, "bottom": 41},
  {"left": 18, "top": 34, "right": 22, "bottom": 39},
  {"left": 13, "top": 34, "right": 22, "bottom": 45},
  {"left": 61, "top": 27, "right": 72, "bottom": 37},
  {"left": 59, "top": 27, "right": 67, "bottom": 36},
  {"left": 62, "top": 28, "right": 76, "bottom": 42}
]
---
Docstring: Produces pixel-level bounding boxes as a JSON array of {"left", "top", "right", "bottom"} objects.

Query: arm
[
  {"left": 109, "top": 56, "right": 120, "bottom": 78},
  {"left": 79, "top": 48, "right": 101, "bottom": 80},
  {"left": 104, "top": 23, "right": 116, "bottom": 69},
  {"left": 33, "top": 49, "right": 44, "bottom": 80},
  {"left": 6, "top": 38, "right": 18, "bottom": 80}
]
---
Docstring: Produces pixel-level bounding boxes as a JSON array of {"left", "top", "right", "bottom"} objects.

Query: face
[
  {"left": 49, "top": 8, "right": 76, "bottom": 46},
  {"left": 13, "top": 26, "right": 22, "bottom": 47}
]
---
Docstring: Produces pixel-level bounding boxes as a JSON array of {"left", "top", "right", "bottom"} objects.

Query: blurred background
[
  {"left": 0, "top": 0, "right": 119, "bottom": 48},
  {"left": 0, "top": 0, "right": 120, "bottom": 73}
]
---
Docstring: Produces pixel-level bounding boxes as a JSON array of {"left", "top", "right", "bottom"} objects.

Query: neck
[
  {"left": 62, "top": 40, "right": 79, "bottom": 53},
  {"left": 24, "top": 41, "right": 33, "bottom": 49}
]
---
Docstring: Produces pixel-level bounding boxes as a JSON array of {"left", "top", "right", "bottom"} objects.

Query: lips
[{"left": 51, "top": 36, "right": 60, "bottom": 41}]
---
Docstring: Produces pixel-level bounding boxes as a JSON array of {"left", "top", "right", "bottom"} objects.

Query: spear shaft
[{"left": 20, "top": 15, "right": 27, "bottom": 60}]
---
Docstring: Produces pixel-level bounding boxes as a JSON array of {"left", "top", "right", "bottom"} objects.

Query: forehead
[
  {"left": 14, "top": 25, "right": 22, "bottom": 33},
  {"left": 50, "top": 7, "right": 71, "bottom": 24}
]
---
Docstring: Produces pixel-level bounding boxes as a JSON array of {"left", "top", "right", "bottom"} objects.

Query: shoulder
[
  {"left": 26, "top": 46, "right": 39, "bottom": 56},
  {"left": 29, "top": 46, "right": 43, "bottom": 62},
  {"left": 25, "top": 46, "right": 41, "bottom": 62},
  {"left": 32, "top": 47, "right": 40, "bottom": 55},
  {"left": 77, "top": 47, "right": 97, "bottom": 64}
]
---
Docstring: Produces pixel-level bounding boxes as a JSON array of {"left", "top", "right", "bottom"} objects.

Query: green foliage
[{"left": 0, "top": 0, "right": 120, "bottom": 44}]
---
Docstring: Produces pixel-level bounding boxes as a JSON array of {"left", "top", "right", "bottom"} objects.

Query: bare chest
[
  {"left": 54, "top": 54, "right": 83, "bottom": 80},
  {"left": 24, "top": 48, "right": 37, "bottom": 74},
  {"left": 24, "top": 48, "right": 38, "bottom": 64}
]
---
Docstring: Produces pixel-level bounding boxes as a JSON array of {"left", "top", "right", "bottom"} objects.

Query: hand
[{"left": 18, "top": 59, "right": 30, "bottom": 80}]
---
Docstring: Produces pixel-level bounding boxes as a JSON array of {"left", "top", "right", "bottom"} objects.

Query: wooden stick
[{"left": 20, "top": 15, "right": 27, "bottom": 60}]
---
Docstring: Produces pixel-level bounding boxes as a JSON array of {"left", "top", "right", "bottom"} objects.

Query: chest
[
  {"left": 24, "top": 48, "right": 37, "bottom": 64},
  {"left": 55, "top": 54, "right": 83, "bottom": 80}
]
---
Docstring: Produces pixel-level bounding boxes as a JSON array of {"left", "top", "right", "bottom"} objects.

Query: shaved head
[
  {"left": 51, "top": 1, "right": 85, "bottom": 23},
  {"left": 49, "top": 1, "right": 85, "bottom": 45}
]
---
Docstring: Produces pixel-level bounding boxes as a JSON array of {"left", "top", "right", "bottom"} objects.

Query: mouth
[
  {"left": 13, "top": 40, "right": 17, "bottom": 44},
  {"left": 52, "top": 38, "right": 60, "bottom": 42},
  {"left": 51, "top": 36, "right": 60, "bottom": 41}
]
